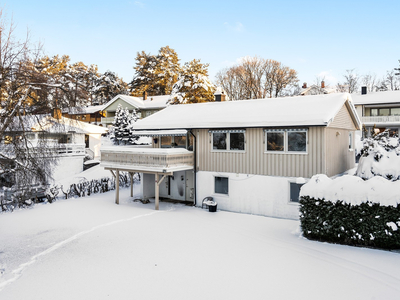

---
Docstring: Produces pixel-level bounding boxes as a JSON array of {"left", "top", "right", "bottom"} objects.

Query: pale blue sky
[{"left": 6, "top": 0, "right": 400, "bottom": 87}]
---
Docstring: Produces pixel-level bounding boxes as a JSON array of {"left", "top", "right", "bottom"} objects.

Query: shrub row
[
  {"left": 299, "top": 196, "right": 400, "bottom": 250},
  {"left": 0, "top": 172, "right": 139, "bottom": 213}
]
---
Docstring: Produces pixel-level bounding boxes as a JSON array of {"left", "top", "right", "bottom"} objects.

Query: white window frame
[
  {"left": 265, "top": 129, "right": 308, "bottom": 154},
  {"left": 210, "top": 130, "right": 246, "bottom": 153},
  {"left": 288, "top": 180, "right": 306, "bottom": 204}
]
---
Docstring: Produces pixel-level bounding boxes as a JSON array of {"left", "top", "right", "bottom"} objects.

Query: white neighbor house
[{"left": 101, "top": 93, "right": 360, "bottom": 220}]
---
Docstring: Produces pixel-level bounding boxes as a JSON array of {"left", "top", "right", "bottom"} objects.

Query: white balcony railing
[
  {"left": 101, "top": 147, "right": 194, "bottom": 172},
  {"left": 0, "top": 143, "right": 85, "bottom": 157},
  {"left": 362, "top": 116, "right": 400, "bottom": 124}
]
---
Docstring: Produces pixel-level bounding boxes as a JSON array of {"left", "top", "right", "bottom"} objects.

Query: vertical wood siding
[
  {"left": 196, "top": 127, "right": 326, "bottom": 178},
  {"left": 329, "top": 104, "right": 357, "bottom": 130},
  {"left": 325, "top": 128, "right": 355, "bottom": 177}
]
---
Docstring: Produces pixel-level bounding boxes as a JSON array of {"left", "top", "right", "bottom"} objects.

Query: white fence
[{"left": 362, "top": 116, "right": 400, "bottom": 124}]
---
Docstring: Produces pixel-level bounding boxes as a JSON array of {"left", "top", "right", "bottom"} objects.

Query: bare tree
[
  {"left": 361, "top": 73, "right": 378, "bottom": 93},
  {"left": 215, "top": 57, "right": 299, "bottom": 100},
  {"left": 0, "top": 10, "right": 58, "bottom": 189},
  {"left": 385, "top": 70, "right": 399, "bottom": 91},
  {"left": 336, "top": 69, "right": 359, "bottom": 94}
]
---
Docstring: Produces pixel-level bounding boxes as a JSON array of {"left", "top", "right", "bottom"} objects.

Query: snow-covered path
[{"left": 1, "top": 188, "right": 399, "bottom": 299}]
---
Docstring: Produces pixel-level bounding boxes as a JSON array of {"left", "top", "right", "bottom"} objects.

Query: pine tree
[
  {"left": 128, "top": 108, "right": 140, "bottom": 144},
  {"left": 129, "top": 46, "right": 181, "bottom": 96},
  {"left": 93, "top": 71, "right": 128, "bottom": 104},
  {"left": 168, "top": 59, "right": 216, "bottom": 104}
]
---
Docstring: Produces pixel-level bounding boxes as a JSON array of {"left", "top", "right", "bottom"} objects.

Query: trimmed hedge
[{"left": 299, "top": 196, "right": 400, "bottom": 250}]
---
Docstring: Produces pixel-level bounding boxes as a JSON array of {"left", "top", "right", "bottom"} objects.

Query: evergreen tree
[
  {"left": 111, "top": 104, "right": 131, "bottom": 145},
  {"left": 129, "top": 46, "right": 181, "bottom": 96},
  {"left": 128, "top": 108, "right": 140, "bottom": 144},
  {"left": 93, "top": 71, "right": 128, "bottom": 104},
  {"left": 168, "top": 59, "right": 216, "bottom": 104}
]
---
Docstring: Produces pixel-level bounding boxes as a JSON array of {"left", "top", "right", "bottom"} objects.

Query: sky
[{"left": 5, "top": 0, "right": 400, "bottom": 88}]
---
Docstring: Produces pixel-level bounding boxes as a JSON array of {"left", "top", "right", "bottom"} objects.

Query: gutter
[{"left": 189, "top": 129, "right": 197, "bottom": 206}]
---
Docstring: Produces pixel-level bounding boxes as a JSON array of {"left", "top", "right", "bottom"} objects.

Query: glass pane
[
  {"left": 161, "top": 136, "right": 172, "bottom": 148},
  {"left": 174, "top": 136, "right": 186, "bottom": 148},
  {"left": 267, "top": 132, "right": 284, "bottom": 151},
  {"left": 389, "top": 128, "right": 398, "bottom": 137},
  {"left": 290, "top": 182, "right": 303, "bottom": 202},
  {"left": 349, "top": 132, "right": 353, "bottom": 149},
  {"left": 379, "top": 108, "right": 390, "bottom": 116},
  {"left": 213, "top": 133, "right": 227, "bottom": 150},
  {"left": 230, "top": 132, "right": 245, "bottom": 150},
  {"left": 391, "top": 108, "right": 400, "bottom": 116},
  {"left": 288, "top": 132, "right": 307, "bottom": 152},
  {"left": 215, "top": 177, "right": 228, "bottom": 194},
  {"left": 370, "top": 108, "right": 378, "bottom": 116}
]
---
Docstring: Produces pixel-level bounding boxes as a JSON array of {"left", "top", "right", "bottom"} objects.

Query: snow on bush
[{"left": 355, "top": 130, "right": 400, "bottom": 181}]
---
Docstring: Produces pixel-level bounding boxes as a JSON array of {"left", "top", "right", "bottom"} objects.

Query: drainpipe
[{"left": 189, "top": 129, "right": 197, "bottom": 206}]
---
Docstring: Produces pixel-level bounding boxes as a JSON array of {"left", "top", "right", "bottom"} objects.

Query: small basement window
[
  {"left": 215, "top": 176, "right": 229, "bottom": 195},
  {"left": 289, "top": 182, "right": 304, "bottom": 203}
]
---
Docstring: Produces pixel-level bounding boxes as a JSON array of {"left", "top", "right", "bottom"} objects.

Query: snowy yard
[{"left": 1, "top": 187, "right": 400, "bottom": 300}]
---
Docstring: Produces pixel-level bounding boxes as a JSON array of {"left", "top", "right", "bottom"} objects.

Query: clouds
[
  {"left": 223, "top": 22, "right": 244, "bottom": 33},
  {"left": 134, "top": 1, "right": 144, "bottom": 8}
]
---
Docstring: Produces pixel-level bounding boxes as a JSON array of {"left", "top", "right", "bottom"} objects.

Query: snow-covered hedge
[
  {"left": 299, "top": 175, "right": 400, "bottom": 250},
  {"left": 356, "top": 131, "right": 400, "bottom": 181}
]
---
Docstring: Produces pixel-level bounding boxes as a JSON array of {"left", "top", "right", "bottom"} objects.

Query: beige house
[
  {"left": 101, "top": 93, "right": 169, "bottom": 126},
  {"left": 101, "top": 93, "right": 360, "bottom": 220},
  {"left": 352, "top": 90, "right": 400, "bottom": 137}
]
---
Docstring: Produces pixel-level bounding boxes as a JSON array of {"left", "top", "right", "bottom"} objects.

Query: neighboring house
[
  {"left": 101, "top": 93, "right": 360, "bottom": 220},
  {"left": 101, "top": 92, "right": 169, "bottom": 126},
  {"left": 62, "top": 105, "right": 106, "bottom": 125},
  {"left": 3, "top": 111, "right": 107, "bottom": 183},
  {"left": 352, "top": 90, "right": 400, "bottom": 138},
  {"left": 300, "top": 81, "right": 337, "bottom": 96}
]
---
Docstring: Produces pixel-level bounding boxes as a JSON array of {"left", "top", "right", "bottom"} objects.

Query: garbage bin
[{"left": 208, "top": 202, "right": 217, "bottom": 212}]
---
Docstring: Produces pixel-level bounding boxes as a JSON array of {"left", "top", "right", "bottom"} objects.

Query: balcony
[
  {"left": 101, "top": 117, "right": 115, "bottom": 125},
  {"left": 100, "top": 147, "right": 194, "bottom": 173},
  {"left": 362, "top": 115, "right": 400, "bottom": 125}
]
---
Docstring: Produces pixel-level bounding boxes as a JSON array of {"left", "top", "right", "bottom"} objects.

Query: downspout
[{"left": 189, "top": 129, "right": 197, "bottom": 206}]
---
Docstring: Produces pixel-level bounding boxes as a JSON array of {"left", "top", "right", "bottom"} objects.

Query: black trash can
[{"left": 208, "top": 203, "right": 217, "bottom": 212}]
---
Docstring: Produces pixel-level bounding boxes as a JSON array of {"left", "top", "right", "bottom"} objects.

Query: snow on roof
[
  {"left": 352, "top": 90, "right": 400, "bottom": 105},
  {"left": 103, "top": 94, "right": 168, "bottom": 111},
  {"left": 132, "top": 93, "right": 355, "bottom": 130},
  {"left": 64, "top": 105, "right": 105, "bottom": 115},
  {"left": 130, "top": 129, "right": 187, "bottom": 136},
  {"left": 142, "top": 95, "right": 169, "bottom": 109},
  {"left": 32, "top": 116, "right": 108, "bottom": 134}
]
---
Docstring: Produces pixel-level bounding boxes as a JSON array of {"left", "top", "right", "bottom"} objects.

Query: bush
[{"left": 300, "top": 196, "right": 400, "bottom": 250}]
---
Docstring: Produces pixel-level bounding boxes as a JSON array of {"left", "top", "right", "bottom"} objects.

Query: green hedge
[{"left": 299, "top": 196, "right": 400, "bottom": 250}]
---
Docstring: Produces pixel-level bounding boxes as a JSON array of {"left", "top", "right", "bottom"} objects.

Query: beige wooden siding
[
  {"left": 329, "top": 103, "right": 357, "bottom": 130},
  {"left": 325, "top": 127, "right": 355, "bottom": 177},
  {"left": 106, "top": 99, "right": 136, "bottom": 112},
  {"left": 196, "top": 127, "right": 326, "bottom": 178}
]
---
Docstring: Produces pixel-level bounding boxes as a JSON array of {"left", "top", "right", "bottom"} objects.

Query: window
[
  {"left": 215, "top": 177, "right": 229, "bottom": 195},
  {"left": 161, "top": 136, "right": 172, "bottom": 148},
  {"left": 211, "top": 130, "right": 245, "bottom": 151},
  {"left": 290, "top": 182, "right": 304, "bottom": 203},
  {"left": 160, "top": 136, "right": 187, "bottom": 148},
  {"left": 265, "top": 129, "right": 308, "bottom": 153},
  {"left": 349, "top": 132, "right": 353, "bottom": 150}
]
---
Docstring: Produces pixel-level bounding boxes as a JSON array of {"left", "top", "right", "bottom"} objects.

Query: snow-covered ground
[{"left": 1, "top": 187, "right": 400, "bottom": 299}]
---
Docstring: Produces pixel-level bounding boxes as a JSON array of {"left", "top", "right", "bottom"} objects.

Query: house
[
  {"left": 101, "top": 92, "right": 169, "bottom": 126},
  {"left": 300, "top": 81, "right": 337, "bottom": 96},
  {"left": 62, "top": 105, "right": 106, "bottom": 125},
  {"left": 3, "top": 111, "right": 108, "bottom": 183},
  {"left": 100, "top": 93, "right": 360, "bottom": 220},
  {"left": 352, "top": 90, "right": 400, "bottom": 138}
]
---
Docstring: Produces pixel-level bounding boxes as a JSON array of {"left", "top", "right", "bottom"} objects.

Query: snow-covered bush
[
  {"left": 356, "top": 130, "right": 400, "bottom": 181},
  {"left": 299, "top": 174, "right": 400, "bottom": 250}
]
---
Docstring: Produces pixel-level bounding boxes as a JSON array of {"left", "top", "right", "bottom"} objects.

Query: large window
[
  {"left": 160, "top": 136, "right": 187, "bottom": 148},
  {"left": 265, "top": 129, "right": 308, "bottom": 153},
  {"left": 370, "top": 107, "right": 400, "bottom": 116},
  {"left": 211, "top": 130, "right": 245, "bottom": 151},
  {"left": 215, "top": 176, "right": 229, "bottom": 195}
]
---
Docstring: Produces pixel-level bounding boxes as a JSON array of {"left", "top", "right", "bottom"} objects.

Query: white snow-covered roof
[
  {"left": 132, "top": 93, "right": 356, "bottom": 130},
  {"left": 32, "top": 116, "right": 108, "bottom": 134},
  {"left": 130, "top": 129, "right": 187, "bottom": 136},
  {"left": 352, "top": 90, "right": 400, "bottom": 106},
  {"left": 103, "top": 94, "right": 169, "bottom": 111},
  {"left": 64, "top": 105, "right": 105, "bottom": 115},
  {"left": 142, "top": 95, "right": 169, "bottom": 109}
]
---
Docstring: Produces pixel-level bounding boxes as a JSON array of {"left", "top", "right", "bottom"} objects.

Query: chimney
[
  {"left": 361, "top": 86, "right": 367, "bottom": 95},
  {"left": 143, "top": 91, "right": 147, "bottom": 100},
  {"left": 52, "top": 108, "right": 62, "bottom": 120},
  {"left": 321, "top": 81, "right": 325, "bottom": 89},
  {"left": 302, "top": 82, "right": 307, "bottom": 89},
  {"left": 214, "top": 91, "right": 226, "bottom": 102}
]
